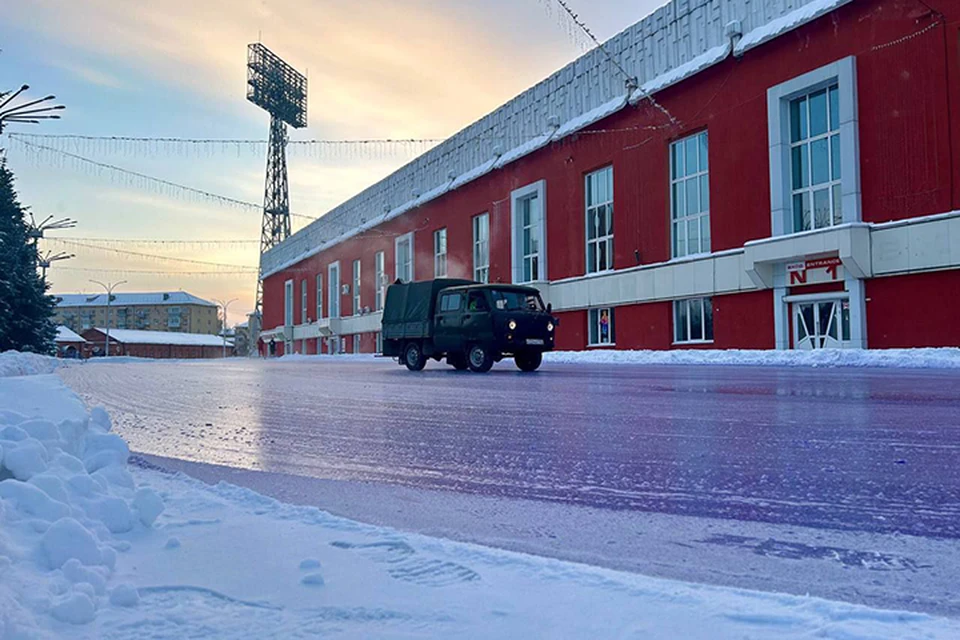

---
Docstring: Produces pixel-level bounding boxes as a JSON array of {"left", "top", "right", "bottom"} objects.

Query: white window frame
[
  {"left": 352, "top": 259, "right": 361, "bottom": 315},
  {"left": 673, "top": 297, "right": 714, "bottom": 344},
  {"left": 395, "top": 232, "right": 414, "bottom": 283},
  {"left": 374, "top": 251, "right": 385, "bottom": 311},
  {"left": 588, "top": 308, "right": 615, "bottom": 347},
  {"left": 301, "top": 279, "right": 308, "bottom": 324},
  {"left": 434, "top": 228, "right": 448, "bottom": 278},
  {"left": 353, "top": 335, "right": 361, "bottom": 354},
  {"left": 585, "top": 167, "right": 614, "bottom": 274},
  {"left": 670, "top": 131, "right": 710, "bottom": 258},
  {"left": 283, "top": 280, "right": 294, "bottom": 327},
  {"left": 768, "top": 56, "right": 860, "bottom": 237},
  {"left": 510, "top": 180, "right": 547, "bottom": 283},
  {"left": 375, "top": 331, "right": 383, "bottom": 354},
  {"left": 316, "top": 273, "right": 323, "bottom": 320},
  {"left": 328, "top": 262, "right": 340, "bottom": 319},
  {"left": 473, "top": 213, "right": 489, "bottom": 283}
]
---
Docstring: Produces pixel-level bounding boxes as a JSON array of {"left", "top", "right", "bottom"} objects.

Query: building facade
[
  {"left": 54, "top": 292, "right": 221, "bottom": 336},
  {"left": 81, "top": 328, "right": 231, "bottom": 359},
  {"left": 261, "top": 0, "right": 960, "bottom": 355}
]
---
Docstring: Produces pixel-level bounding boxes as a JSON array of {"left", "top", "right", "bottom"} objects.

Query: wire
[
  {"left": 47, "top": 238, "right": 259, "bottom": 271},
  {"left": 6, "top": 137, "right": 319, "bottom": 222},
  {"left": 55, "top": 266, "right": 255, "bottom": 277},
  {"left": 48, "top": 236, "right": 259, "bottom": 246}
]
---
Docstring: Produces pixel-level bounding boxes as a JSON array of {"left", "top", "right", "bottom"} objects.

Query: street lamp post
[
  {"left": 214, "top": 298, "right": 238, "bottom": 359},
  {"left": 90, "top": 280, "right": 126, "bottom": 357},
  {"left": 0, "top": 85, "right": 65, "bottom": 133}
]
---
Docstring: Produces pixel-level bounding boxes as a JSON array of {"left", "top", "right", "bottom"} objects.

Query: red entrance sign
[{"left": 789, "top": 257, "right": 842, "bottom": 286}]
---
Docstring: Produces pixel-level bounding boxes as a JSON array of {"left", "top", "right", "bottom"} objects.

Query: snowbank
[
  {"left": 0, "top": 351, "right": 61, "bottom": 378},
  {"left": 545, "top": 348, "right": 960, "bottom": 369},
  {"left": 0, "top": 368, "right": 163, "bottom": 638}
]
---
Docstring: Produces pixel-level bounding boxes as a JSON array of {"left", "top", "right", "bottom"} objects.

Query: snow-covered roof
[
  {"left": 55, "top": 326, "right": 87, "bottom": 343},
  {"left": 92, "top": 329, "right": 231, "bottom": 347},
  {"left": 262, "top": 0, "right": 852, "bottom": 278},
  {"left": 54, "top": 292, "right": 216, "bottom": 308}
]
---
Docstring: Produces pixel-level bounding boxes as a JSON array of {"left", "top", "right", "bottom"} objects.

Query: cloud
[{"left": 53, "top": 61, "right": 123, "bottom": 89}]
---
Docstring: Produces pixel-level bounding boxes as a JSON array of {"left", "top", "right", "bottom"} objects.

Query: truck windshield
[{"left": 490, "top": 289, "right": 544, "bottom": 312}]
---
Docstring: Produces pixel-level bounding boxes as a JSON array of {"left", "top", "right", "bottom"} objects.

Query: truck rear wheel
[
  {"left": 403, "top": 342, "right": 426, "bottom": 371},
  {"left": 448, "top": 354, "right": 468, "bottom": 371},
  {"left": 515, "top": 351, "right": 543, "bottom": 372},
  {"left": 467, "top": 344, "right": 493, "bottom": 373}
]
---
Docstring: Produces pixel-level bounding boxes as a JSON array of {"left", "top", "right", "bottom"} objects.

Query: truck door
[
  {"left": 434, "top": 292, "right": 464, "bottom": 352},
  {"left": 462, "top": 290, "right": 492, "bottom": 345}
]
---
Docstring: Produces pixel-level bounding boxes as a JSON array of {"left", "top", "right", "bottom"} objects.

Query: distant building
[
  {"left": 54, "top": 326, "right": 87, "bottom": 359},
  {"left": 81, "top": 328, "right": 232, "bottom": 359},
  {"left": 232, "top": 322, "right": 251, "bottom": 357},
  {"left": 54, "top": 292, "right": 220, "bottom": 336}
]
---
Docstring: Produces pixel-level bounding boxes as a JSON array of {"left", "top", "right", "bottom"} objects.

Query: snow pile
[
  {"left": 0, "top": 370, "right": 163, "bottom": 637},
  {"left": 0, "top": 351, "right": 61, "bottom": 378},
  {"left": 545, "top": 348, "right": 960, "bottom": 369}
]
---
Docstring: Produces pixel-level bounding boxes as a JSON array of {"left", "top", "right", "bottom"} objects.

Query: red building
[
  {"left": 261, "top": 0, "right": 960, "bottom": 356},
  {"left": 81, "top": 329, "right": 231, "bottom": 359}
]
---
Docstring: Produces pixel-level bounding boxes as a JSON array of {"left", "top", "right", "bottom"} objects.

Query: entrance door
[{"left": 793, "top": 299, "right": 850, "bottom": 349}]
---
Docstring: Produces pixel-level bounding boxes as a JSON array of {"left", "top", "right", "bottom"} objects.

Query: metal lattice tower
[
  {"left": 245, "top": 43, "right": 307, "bottom": 345},
  {"left": 254, "top": 116, "right": 293, "bottom": 314}
]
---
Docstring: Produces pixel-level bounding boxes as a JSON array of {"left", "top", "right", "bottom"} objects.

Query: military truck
[{"left": 380, "top": 278, "right": 557, "bottom": 373}]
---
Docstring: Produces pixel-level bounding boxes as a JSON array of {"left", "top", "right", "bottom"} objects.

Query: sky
[{"left": 1, "top": 0, "right": 662, "bottom": 325}]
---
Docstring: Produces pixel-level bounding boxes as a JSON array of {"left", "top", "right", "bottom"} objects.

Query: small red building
[
  {"left": 261, "top": 0, "right": 960, "bottom": 355},
  {"left": 55, "top": 326, "right": 87, "bottom": 359},
  {"left": 81, "top": 329, "right": 231, "bottom": 359}
]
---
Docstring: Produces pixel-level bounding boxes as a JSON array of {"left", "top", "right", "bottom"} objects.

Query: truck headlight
[
  {"left": 508, "top": 320, "right": 517, "bottom": 331},
  {"left": 547, "top": 322, "right": 554, "bottom": 332}
]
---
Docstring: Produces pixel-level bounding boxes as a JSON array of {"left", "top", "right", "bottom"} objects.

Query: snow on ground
[
  {"left": 0, "top": 351, "right": 63, "bottom": 378},
  {"left": 544, "top": 347, "right": 960, "bottom": 368},
  {"left": 3, "top": 352, "right": 960, "bottom": 638},
  {"left": 278, "top": 347, "right": 960, "bottom": 369}
]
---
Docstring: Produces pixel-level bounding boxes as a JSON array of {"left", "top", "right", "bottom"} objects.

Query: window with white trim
[
  {"left": 395, "top": 233, "right": 413, "bottom": 283},
  {"left": 375, "top": 331, "right": 383, "bottom": 354},
  {"left": 434, "top": 228, "right": 447, "bottom": 277},
  {"left": 328, "top": 263, "right": 340, "bottom": 319},
  {"left": 586, "top": 166, "right": 614, "bottom": 273},
  {"left": 674, "top": 297, "right": 714, "bottom": 344},
  {"left": 353, "top": 335, "right": 361, "bottom": 354},
  {"left": 473, "top": 213, "right": 489, "bottom": 283},
  {"left": 352, "top": 259, "right": 361, "bottom": 315},
  {"left": 670, "top": 131, "right": 710, "bottom": 257},
  {"left": 511, "top": 181, "right": 546, "bottom": 283},
  {"left": 768, "top": 56, "right": 860, "bottom": 236},
  {"left": 315, "top": 274, "right": 323, "bottom": 320},
  {"left": 301, "top": 279, "right": 308, "bottom": 324},
  {"left": 588, "top": 308, "right": 614, "bottom": 346},
  {"left": 789, "top": 85, "right": 841, "bottom": 231},
  {"left": 374, "top": 251, "right": 385, "bottom": 311},
  {"left": 283, "top": 281, "right": 293, "bottom": 327}
]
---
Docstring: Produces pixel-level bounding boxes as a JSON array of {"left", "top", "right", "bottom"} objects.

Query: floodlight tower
[{"left": 246, "top": 43, "right": 308, "bottom": 341}]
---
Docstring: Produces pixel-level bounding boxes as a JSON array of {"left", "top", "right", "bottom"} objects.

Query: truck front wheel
[
  {"left": 467, "top": 344, "right": 494, "bottom": 373},
  {"left": 403, "top": 342, "right": 426, "bottom": 371},
  {"left": 515, "top": 351, "right": 543, "bottom": 372}
]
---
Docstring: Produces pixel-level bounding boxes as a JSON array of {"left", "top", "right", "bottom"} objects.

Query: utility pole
[
  {"left": 214, "top": 298, "right": 238, "bottom": 359},
  {"left": 89, "top": 280, "right": 126, "bottom": 357}
]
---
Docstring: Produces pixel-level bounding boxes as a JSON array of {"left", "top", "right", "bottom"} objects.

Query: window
[
  {"left": 473, "top": 213, "right": 489, "bottom": 283},
  {"left": 316, "top": 274, "right": 323, "bottom": 320},
  {"left": 81, "top": 310, "right": 93, "bottom": 330},
  {"left": 670, "top": 132, "right": 710, "bottom": 257},
  {"left": 490, "top": 289, "right": 543, "bottom": 311},
  {"left": 588, "top": 308, "right": 614, "bottom": 346},
  {"left": 511, "top": 181, "right": 546, "bottom": 283},
  {"left": 674, "top": 297, "right": 714, "bottom": 343},
  {"left": 395, "top": 233, "right": 413, "bottom": 283},
  {"left": 466, "top": 291, "right": 489, "bottom": 312},
  {"left": 433, "top": 228, "right": 448, "bottom": 277},
  {"left": 789, "top": 86, "right": 841, "bottom": 231},
  {"left": 586, "top": 166, "right": 614, "bottom": 273},
  {"left": 283, "top": 282, "right": 293, "bottom": 326},
  {"left": 352, "top": 259, "right": 361, "bottom": 315},
  {"left": 768, "top": 57, "right": 860, "bottom": 236},
  {"left": 328, "top": 263, "right": 340, "bottom": 319},
  {"left": 353, "top": 335, "right": 361, "bottom": 354},
  {"left": 374, "top": 251, "right": 385, "bottom": 311},
  {"left": 439, "top": 293, "right": 463, "bottom": 312},
  {"left": 301, "top": 280, "right": 308, "bottom": 324},
  {"left": 168, "top": 306, "right": 182, "bottom": 329},
  {"left": 375, "top": 331, "right": 383, "bottom": 354}
]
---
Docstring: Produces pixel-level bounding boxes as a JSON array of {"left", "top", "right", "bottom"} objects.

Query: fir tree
[{"left": 0, "top": 154, "right": 57, "bottom": 353}]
